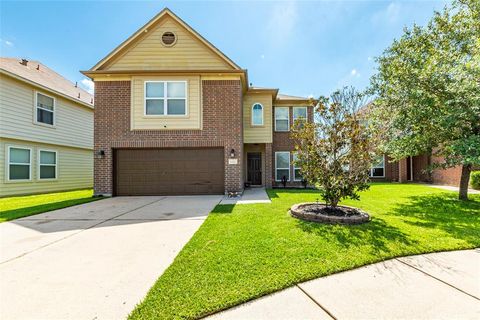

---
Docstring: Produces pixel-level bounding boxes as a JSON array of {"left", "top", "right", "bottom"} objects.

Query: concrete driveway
[{"left": 0, "top": 195, "right": 222, "bottom": 320}]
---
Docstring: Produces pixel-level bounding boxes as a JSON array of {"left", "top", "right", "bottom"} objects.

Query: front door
[{"left": 247, "top": 153, "right": 262, "bottom": 185}]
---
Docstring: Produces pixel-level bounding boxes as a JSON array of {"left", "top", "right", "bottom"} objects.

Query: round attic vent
[{"left": 161, "top": 32, "right": 176, "bottom": 46}]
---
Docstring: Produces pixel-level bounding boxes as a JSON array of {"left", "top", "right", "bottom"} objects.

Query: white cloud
[
  {"left": 261, "top": 54, "right": 265, "bottom": 59},
  {"left": 371, "top": 2, "right": 401, "bottom": 25},
  {"left": 0, "top": 39, "right": 14, "bottom": 47},
  {"left": 267, "top": 2, "right": 298, "bottom": 45},
  {"left": 80, "top": 78, "right": 94, "bottom": 94},
  {"left": 350, "top": 69, "right": 360, "bottom": 77},
  {"left": 367, "top": 56, "right": 373, "bottom": 61}
]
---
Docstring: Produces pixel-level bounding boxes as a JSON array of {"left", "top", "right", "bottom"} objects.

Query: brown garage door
[{"left": 114, "top": 148, "right": 224, "bottom": 196}]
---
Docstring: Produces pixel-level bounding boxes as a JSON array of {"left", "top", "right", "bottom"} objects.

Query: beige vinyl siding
[
  {"left": 131, "top": 75, "right": 201, "bottom": 130},
  {"left": 0, "top": 138, "right": 93, "bottom": 197},
  {"left": 105, "top": 17, "right": 232, "bottom": 71},
  {"left": 0, "top": 75, "right": 93, "bottom": 150},
  {"left": 243, "top": 93, "right": 272, "bottom": 143}
]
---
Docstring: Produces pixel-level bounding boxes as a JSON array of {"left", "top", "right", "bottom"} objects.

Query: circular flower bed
[{"left": 290, "top": 202, "right": 370, "bottom": 225}]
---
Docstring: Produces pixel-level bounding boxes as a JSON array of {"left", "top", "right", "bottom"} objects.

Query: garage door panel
[{"left": 115, "top": 148, "right": 224, "bottom": 196}]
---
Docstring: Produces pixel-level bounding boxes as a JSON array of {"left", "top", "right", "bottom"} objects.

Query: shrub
[{"left": 470, "top": 171, "right": 480, "bottom": 190}]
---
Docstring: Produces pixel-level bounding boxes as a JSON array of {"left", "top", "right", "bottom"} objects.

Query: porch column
[{"left": 265, "top": 143, "right": 273, "bottom": 188}]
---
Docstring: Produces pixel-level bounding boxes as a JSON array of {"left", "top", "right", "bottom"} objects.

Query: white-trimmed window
[
  {"left": 251, "top": 103, "right": 264, "bottom": 126},
  {"left": 35, "top": 92, "right": 55, "bottom": 125},
  {"left": 293, "top": 107, "right": 307, "bottom": 128},
  {"left": 275, "top": 107, "right": 289, "bottom": 131},
  {"left": 293, "top": 152, "right": 303, "bottom": 181},
  {"left": 275, "top": 152, "right": 290, "bottom": 181},
  {"left": 7, "top": 147, "right": 31, "bottom": 181},
  {"left": 39, "top": 150, "right": 57, "bottom": 180},
  {"left": 370, "top": 155, "right": 385, "bottom": 177},
  {"left": 145, "top": 81, "right": 187, "bottom": 116}
]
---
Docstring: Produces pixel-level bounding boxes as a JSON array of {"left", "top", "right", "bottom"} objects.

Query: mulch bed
[{"left": 290, "top": 202, "right": 370, "bottom": 225}]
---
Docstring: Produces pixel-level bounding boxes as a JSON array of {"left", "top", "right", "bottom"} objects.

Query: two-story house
[
  {"left": 83, "top": 9, "right": 462, "bottom": 197},
  {"left": 0, "top": 58, "right": 94, "bottom": 197}
]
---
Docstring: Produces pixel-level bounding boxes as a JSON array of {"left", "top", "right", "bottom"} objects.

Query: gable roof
[
  {"left": 0, "top": 57, "right": 93, "bottom": 108},
  {"left": 90, "top": 8, "right": 241, "bottom": 71}
]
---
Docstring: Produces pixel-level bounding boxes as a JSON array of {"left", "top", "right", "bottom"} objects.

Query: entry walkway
[
  {"left": 220, "top": 188, "right": 271, "bottom": 205},
  {"left": 428, "top": 184, "right": 480, "bottom": 194},
  {"left": 207, "top": 249, "right": 480, "bottom": 319}
]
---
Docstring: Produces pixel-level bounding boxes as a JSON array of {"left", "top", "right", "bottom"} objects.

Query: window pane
[
  {"left": 167, "top": 99, "right": 186, "bottom": 115},
  {"left": 275, "top": 107, "right": 289, "bottom": 119},
  {"left": 276, "top": 153, "right": 290, "bottom": 168},
  {"left": 146, "top": 99, "right": 164, "bottom": 115},
  {"left": 294, "top": 169, "right": 303, "bottom": 181},
  {"left": 276, "top": 169, "right": 289, "bottom": 181},
  {"left": 252, "top": 104, "right": 263, "bottom": 125},
  {"left": 372, "top": 168, "right": 384, "bottom": 177},
  {"left": 40, "top": 165, "right": 56, "bottom": 179},
  {"left": 293, "top": 107, "right": 307, "bottom": 119},
  {"left": 146, "top": 82, "right": 164, "bottom": 97},
  {"left": 37, "top": 93, "right": 54, "bottom": 110},
  {"left": 373, "top": 156, "right": 384, "bottom": 168},
  {"left": 37, "top": 109, "right": 54, "bottom": 125},
  {"left": 167, "top": 82, "right": 186, "bottom": 98},
  {"left": 10, "top": 148, "right": 30, "bottom": 163},
  {"left": 9, "top": 164, "right": 29, "bottom": 180},
  {"left": 40, "top": 151, "right": 56, "bottom": 164},
  {"left": 276, "top": 119, "right": 289, "bottom": 131}
]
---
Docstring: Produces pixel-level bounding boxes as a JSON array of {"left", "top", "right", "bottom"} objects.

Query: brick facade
[
  {"left": 271, "top": 105, "right": 314, "bottom": 187},
  {"left": 94, "top": 80, "right": 243, "bottom": 196}
]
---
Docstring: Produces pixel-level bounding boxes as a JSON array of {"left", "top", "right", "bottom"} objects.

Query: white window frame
[
  {"left": 251, "top": 103, "right": 264, "bottom": 126},
  {"left": 274, "top": 107, "right": 290, "bottom": 132},
  {"left": 6, "top": 146, "right": 32, "bottom": 182},
  {"left": 34, "top": 91, "right": 56, "bottom": 127},
  {"left": 144, "top": 81, "right": 188, "bottom": 117},
  {"left": 293, "top": 152, "right": 303, "bottom": 181},
  {"left": 275, "top": 151, "right": 290, "bottom": 181},
  {"left": 293, "top": 106, "right": 308, "bottom": 124},
  {"left": 369, "top": 155, "right": 386, "bottom": 178},
  {"left": 38, "top": 149, "right": 58, "bottom": 181}
]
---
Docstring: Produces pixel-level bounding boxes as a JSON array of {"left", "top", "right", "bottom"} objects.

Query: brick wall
[
  {"left": 271, "top": 106, "right": 314, "bottom": 187},
  {"left": 94, "top": 80, "right": 243, "bottom": 195}
]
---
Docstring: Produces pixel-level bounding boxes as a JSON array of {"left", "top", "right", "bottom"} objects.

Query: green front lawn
[
  {"left": 0, "top": 189, "right": 100, "bottom": 222},
  {"left": 130, "top": 183, "right": 480, "bottom": 320}
]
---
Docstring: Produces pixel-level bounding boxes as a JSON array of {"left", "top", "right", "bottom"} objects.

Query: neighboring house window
[
  {"left": 251, "top": 103, "right": 264, "bottom": 126},
  {"left": 39, "top": 150, "right": 57, "bottom": 180},
  {"left": 275, "top": 107, "right": 289, "bottom": 131},
  {"left": 370, "top": 155, "right": 385, "bottom": 177},
  {"left": 145, "top": 81, "right": 187, "bottom": 116},
  {"left": 35, "top": 92, "right": 55, "bottom": 125},
  {"left": 293, "top": 152, "right": 303, "bottom": 181},
  {"left": 8, "top": 147, "right": 31, "bottom": 181},
  {"left": 275, "top": 152, "right": 290, "bottom": 181},
  {"left": 293, "top": 107, "right": 307, "bottom": 128}
]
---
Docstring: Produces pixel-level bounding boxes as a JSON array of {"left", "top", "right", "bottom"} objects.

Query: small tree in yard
[
  {"left": 292, "top": 87, "right": 376, "bottom": 208},
  {"left": 369, "top": 0, "right": 480, "bottom": 200}
]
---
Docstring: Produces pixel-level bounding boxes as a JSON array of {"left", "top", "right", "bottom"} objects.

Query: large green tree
[{"left": 369, "top": 0, "right": 480, "bottom": 200}]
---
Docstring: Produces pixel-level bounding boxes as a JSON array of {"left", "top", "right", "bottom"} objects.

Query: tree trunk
[{"left": 459, "top": 164, "right": 471, "bottom": 201}]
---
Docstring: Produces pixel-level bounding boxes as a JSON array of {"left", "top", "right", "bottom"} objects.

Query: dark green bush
[{"left": 470, "top": 171, "right": 480, "bottom": 190}]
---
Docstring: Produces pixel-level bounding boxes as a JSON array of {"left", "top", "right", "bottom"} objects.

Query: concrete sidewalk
[
  {"left": 220, "top": 188, "right": 271, "bottom": 205},
  {"left": 207, "top": 249, "right": 480, "bottom": 319}
]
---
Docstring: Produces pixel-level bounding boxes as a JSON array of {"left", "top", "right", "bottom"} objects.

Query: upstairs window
[
  {"left": 275, "top": 107, "right": 289, "bottom": 131},
  {"left": 35, "top": 92, "right": 55, "bottom": 125},
  {"left": 251, "top": 103, "right": 264, "bottom": 126},
  {"left": 145, "top": 81, "right": 187, "bottom": 116},
  {"left": 39, "top": 150, "right": 57, "bottom": 180},
  {"left": 8, "top": 147, "right": 31, "bottom": 181},
  {"left": 370, "top": 155, "right": 385, "bottom": 177},
  {"left": 293, "top": 107, "right": 307, "bottom": 128}
]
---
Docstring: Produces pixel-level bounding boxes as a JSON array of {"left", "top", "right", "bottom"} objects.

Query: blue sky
[{"left": 0, "top": 0, "right": 448, "bottom": 97}]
